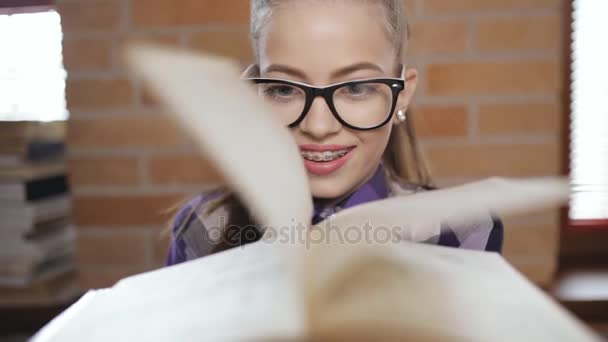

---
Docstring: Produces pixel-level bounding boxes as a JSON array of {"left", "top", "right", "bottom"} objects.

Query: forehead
[{"left": 258, "top": 1, "right": 396, "bottom": 80}]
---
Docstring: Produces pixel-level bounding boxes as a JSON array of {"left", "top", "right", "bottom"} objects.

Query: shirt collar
[{"left": 311, "top": 164, "right": 389, "bottom": 224}]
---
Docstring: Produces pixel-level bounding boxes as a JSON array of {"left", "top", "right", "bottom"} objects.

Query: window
[
  {"left": 561, "top": 0, "right": 608, "bottom": 263},
  {"left": 0, "top": 9, "right": 67, "bottom": 122},
  {"left": 569, "top": 0, "right": 608, "bottom": 225}
]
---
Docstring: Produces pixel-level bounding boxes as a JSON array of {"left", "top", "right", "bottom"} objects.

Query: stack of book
[{"left": 0, "top": 121, "right": 79, "bottom": 307}]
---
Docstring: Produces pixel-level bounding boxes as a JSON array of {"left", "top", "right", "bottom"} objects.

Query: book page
[
  {"left": 123, "top": 44, "right": 312, "bottom": 232},
  {"left": 316, "top": 177, "right": 569, "bottom": 243},
  {"left": 32, "top": 242, "right": 305, "bottom": 341},
  {"left": 299, "top": 177, "right": 596, "bottom": 341},
  {"left": 302, "top": 241, "right": 599, "bottom": 341}
]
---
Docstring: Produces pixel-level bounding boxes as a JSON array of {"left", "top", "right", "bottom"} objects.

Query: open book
[{"left": 32, "top": 45, "right": 599, "bottom": 341}]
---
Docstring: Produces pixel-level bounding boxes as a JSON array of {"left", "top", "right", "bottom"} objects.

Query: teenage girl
[{"left": 166, "top": 0, "right": 503, "bottom": 265}]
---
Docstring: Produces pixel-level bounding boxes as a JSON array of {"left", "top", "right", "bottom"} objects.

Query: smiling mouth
[
  {"left": 299, "top": 146, "right": 356, "bottom": 175},
  {"left": 300, "top": 147, "right": 354, "bottom": 162}
]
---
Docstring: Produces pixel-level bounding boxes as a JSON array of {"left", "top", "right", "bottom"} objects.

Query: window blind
[{"left": 569, "top": 0, "right": 608, "bottom": 220}]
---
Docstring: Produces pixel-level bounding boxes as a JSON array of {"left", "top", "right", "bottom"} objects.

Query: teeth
[{"left": 301, "top": 149, "right": 350, "bottom": 162}]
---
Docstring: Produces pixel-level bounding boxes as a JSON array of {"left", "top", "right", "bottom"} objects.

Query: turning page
[
  {"left": 124, "top": 44, "right": 312, "bottom": 231},
  {"left": 316, "top": 177, "right": 570, "bottom": 243}
]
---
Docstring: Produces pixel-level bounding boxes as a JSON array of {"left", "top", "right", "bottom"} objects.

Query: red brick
[
  {"left": 409, "top": 20, "right": 468, "bottom": 54},
  {"left": 69, "top": 157, "right": 140, "bottom": 186},
  {"left": 503, "top": 223, "right": 558, "bottom": 257},
  {"left": 141, "top": 84, "right": 163, "bottom": 107},
  {"left": 66, "top": 78, "right": 133, "bottom": 110},
  {"left": 422, "top": 0, "right": 561, "bottom": 13},
  {"left": 153, "top": 229, "right": 172, "bottom": 267},
  {"left": 58, "top": 0, "right": 122, "bottom": 32},
  {"left": 477, "top": 15, "right": 561, "bottom": 51},
  {"left": 402, "top": 0, "right": 415, "bottom": 14},
  {"left": 62, "top": 37, "right": 113, "bottom": 71},
  {"left": 67, "top": 116, "right": 183, "bottom": 148},
  {"left": 121, "top": 33, "right": 182, "bottom": 49},
  {"left": 77, "top": 230, "right": 148, "bottom": 267},
  {"left": 148, "top": 155, "right": 222, "bottom": 185},
  {"left": 507, "top": 258, "right": 556, "bottom": 286},
  {"left": 426, "top": 60, "right": 560, "bottom": 95},
  {"left": 73, "top": 194, "right": 187, "bottom": 226},
  {"left": 426, "top": 143, "right": 560, "bottom": 178},
  {"left": 132, "top": 0, "right": 249, "bottom": 28},
  {"left": 478, "top": 103, "right": 561, "bottom": 135},
  {"left": 78, "top": 269, "right": 140, "bottom": 290},
  {"left": 188, "top": 31, "right": 253, "bottom": 61},
  {"left": 412, "top": 105, "right": 468, "bottom": 137}
]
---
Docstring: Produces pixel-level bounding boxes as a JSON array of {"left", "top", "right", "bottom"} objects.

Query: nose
[{"left": 297, "top": 96, "right": 342, "bottom": 139}]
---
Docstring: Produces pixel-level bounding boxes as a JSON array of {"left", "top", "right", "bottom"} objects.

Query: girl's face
[{"left": 257, "top": 1, "right": 417, "bottom": 199}]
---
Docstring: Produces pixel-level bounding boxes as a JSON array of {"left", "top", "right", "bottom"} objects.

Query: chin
[{"left": 309, "top": 177, "right": 353, "bottom": 199}]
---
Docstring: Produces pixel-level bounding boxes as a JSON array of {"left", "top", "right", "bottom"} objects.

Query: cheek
[{"left": 356, "top": 126, "right": 392, "bottom": 160}]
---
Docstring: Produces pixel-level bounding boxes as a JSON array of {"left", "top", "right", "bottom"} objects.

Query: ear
[{"left": 392, "top": 67, "right": 418, "bottom": 126}]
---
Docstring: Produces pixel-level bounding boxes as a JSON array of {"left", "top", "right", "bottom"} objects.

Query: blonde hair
[{"left": 251, "top": 0, "right": 409, "bottom": 60}]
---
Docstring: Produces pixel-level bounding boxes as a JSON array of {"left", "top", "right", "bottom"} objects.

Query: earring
[{"left": 397, "top": 110, "right": 407, "bottom": 123}]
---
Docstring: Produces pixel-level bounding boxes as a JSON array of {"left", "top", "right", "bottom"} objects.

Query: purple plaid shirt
[{"left": 166, "top": 165, "right": 503, "bottom": 266}]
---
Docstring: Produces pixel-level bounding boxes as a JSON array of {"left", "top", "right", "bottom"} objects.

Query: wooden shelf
[{"left": 552, "top": 268, "right": 608, "bottom": 325}]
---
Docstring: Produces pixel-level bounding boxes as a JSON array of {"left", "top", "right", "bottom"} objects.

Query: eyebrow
[
  {"left": 262, "top": 62, "right": 385, "bottom": 81},
  {"left": 332, "top": 62, "right": 384, "bottom": 79}
]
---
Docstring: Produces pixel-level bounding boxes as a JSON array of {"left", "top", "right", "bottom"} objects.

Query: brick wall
[
  {"left": 405, "top": 0, "right": 563, "bottom": 286},
  {"left": 57, "top": 0, "right": 564, "bottom": 289}
]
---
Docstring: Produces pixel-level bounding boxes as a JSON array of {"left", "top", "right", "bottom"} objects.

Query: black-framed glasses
[{"left": 243, "top": 67, "right": 406, "bottom": 131}]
